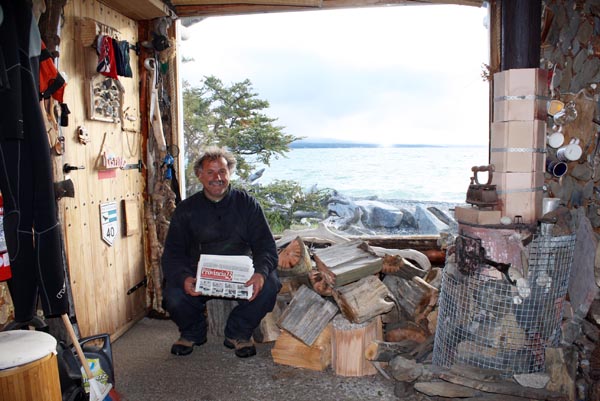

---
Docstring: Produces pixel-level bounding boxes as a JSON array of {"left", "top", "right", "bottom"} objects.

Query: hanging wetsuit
[{"left": 0, "top": 1, "right": 69, "bottom": 322}]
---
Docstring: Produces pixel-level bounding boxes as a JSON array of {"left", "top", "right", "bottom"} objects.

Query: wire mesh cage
[{"left": 432, "top": 233, "right": 576, "bottom": 375}]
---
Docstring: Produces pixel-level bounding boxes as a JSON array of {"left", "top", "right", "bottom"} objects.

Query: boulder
[
  {"left": 355, "top": 200, "right": 405, "bottom": 228},
  {"left": 414, "top": 205, "right": 449, "bottom": 235}
]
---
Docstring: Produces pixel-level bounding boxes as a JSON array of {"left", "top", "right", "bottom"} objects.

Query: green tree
[
  {"left": 183, "top": 76, "right": 298, "bottom": 195},
  {"left": 182, "top": 76, "right": 332, "bottom": 233}
]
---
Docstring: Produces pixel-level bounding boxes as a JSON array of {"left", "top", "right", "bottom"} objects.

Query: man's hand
[
  {"left": 245, "top": 273, "right": 265, "bottom": 302},
  {"left": 183, "top": 276, "right": 202, "bottom": 296}
]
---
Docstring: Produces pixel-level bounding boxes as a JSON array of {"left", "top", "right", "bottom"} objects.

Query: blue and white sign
[{"left": 100, "top": 202, "right": 118, "bottom": 246}]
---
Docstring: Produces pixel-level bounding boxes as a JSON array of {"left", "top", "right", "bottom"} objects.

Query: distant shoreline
[{"left": 290, "top": 142, "right": 487, "bottom": 149}]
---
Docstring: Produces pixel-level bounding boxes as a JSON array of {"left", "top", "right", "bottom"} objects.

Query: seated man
[{"left": 161, "top": 146, "right": 281, "bottom": 357}]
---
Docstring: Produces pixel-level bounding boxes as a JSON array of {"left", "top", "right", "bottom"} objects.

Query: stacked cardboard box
[
  {"left": 491, "top": 68, "right": 548, "bottom": 223},
  {"left": 454, "top": 206, "right": 502, "bottom": 225}
]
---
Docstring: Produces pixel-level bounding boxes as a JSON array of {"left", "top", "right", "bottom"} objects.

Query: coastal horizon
[
  {"left": 250, "top": 145, "right": 489, "bottom": 204},
  {"left": 290, "top": 138, "right": 488, "bottom": 149}
]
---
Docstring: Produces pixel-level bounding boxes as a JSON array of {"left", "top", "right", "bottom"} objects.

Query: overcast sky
[{"left": 179, "top": 4, "right": 490, "bottom": 146}]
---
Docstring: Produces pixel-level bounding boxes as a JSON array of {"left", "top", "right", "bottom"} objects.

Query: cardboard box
[
  {"left": 493, "top": 68, "right": 548, "bottom": 97},
  {"left": 454, "top": 206, "right": 502, "bottom": 225},
  {"left": 492, "top": 172, "right": 544, "bottom": 223},
  {"left": 493, "top": 68, "right": 549, "bottom": 122},
  {"left": 493, "top": 98, "right": 547, "bottom": 122},
  {"left": 195, "top": 254, "right": 254, "bottom": 299},
  {"left": 490, "top": 120, "right": 546, "bottom": 172}
]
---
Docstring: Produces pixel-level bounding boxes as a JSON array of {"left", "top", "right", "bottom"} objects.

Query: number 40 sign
[{"left": 100, "top": 202, "right": 118, "bottom": 246}]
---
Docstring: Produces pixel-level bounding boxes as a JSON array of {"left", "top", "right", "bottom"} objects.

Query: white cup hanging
[
  {"left": 547, "top": 130, "right": 564, "bottom": 149},
  {"left": 556, "top": 138, "right": 582, "bottom": 162}
]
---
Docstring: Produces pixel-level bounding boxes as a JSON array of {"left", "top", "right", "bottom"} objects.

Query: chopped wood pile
[
  {"left": 258, "top": 222, "right": 600, "bottom": 401},
  {"left": 269, "top": 224, "right": 442, "bottom": 379}
]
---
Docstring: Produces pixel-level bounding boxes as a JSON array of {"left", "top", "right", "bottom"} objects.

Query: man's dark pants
[{"left": 163, "top": 269, "right": 281, "bottom": 344}]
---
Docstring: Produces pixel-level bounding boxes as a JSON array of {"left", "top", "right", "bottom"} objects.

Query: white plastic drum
[{"left": 0, "top": 330, "right": 62, "bottom": 401}]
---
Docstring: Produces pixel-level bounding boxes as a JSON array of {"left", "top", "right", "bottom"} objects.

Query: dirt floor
[{"left": 111, "top": 317, "right": 400, "bottom": 401}]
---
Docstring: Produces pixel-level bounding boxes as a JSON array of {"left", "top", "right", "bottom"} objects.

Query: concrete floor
[{"left": 111, "top": 317, "right": 400, "bottom": 401}]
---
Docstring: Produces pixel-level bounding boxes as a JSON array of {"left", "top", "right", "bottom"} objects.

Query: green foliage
[
  {"left": 182, "top": 77, "right": 300, "bottom": 195},
  {"left": 238, "top": 180, "right": 333, "bottom": 234},
  {"left": 182, "top": 76, "right": 326, "bottom": 233}
]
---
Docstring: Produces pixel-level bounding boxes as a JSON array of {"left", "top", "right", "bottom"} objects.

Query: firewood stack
[{"left": 266, "top": 225, "right": 442, "bottom": 379}]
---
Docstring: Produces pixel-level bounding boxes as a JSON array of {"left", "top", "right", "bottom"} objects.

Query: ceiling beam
[
  {"left": 173, "top": 0, "right": 484, "bottom": 18},
  {"left": 99, "top": 0, "right": 171, "bottom": 20}
]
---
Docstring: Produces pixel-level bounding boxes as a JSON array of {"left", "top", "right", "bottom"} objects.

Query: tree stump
[{"left": 331, "top": 314, "right": 383, "bottom": 377}]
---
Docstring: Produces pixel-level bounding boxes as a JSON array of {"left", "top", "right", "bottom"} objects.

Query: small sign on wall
[{"left": 100, "top": 201, "right": 118, "bottom": 246}]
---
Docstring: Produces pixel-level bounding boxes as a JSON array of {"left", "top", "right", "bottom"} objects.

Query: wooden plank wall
[{"left": 55, "top": 0, "right": 147, "bottom": 338}]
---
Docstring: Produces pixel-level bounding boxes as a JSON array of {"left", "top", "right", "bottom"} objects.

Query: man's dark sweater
[{"left": 161, "top": 187, "right": 278, "bottom": 290}]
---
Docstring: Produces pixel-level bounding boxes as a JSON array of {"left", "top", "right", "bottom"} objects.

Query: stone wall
[{"left": 542, "top": 0, "right": 600, "bottom": 232}]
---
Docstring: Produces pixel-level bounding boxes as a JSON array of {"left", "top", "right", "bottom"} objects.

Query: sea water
[{"left": 249, "top": 146, "right": 489, "bottom": 204}]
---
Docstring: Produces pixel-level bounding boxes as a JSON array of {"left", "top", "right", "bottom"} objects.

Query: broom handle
[{"left": 61, "top": 313, "right": 95, "bottom": 380}]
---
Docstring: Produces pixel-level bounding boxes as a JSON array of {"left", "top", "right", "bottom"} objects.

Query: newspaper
[{"left": 195, "top": 254, "right": 254, "bottom": 300}]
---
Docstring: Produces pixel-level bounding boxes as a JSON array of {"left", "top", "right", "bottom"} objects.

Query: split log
[
  {"left": 380, "top": 254, "right": 426, "bottom": 279},
  {"left": 331, "top": 315, "right": 382, "bottom": 377},
  {"left": 276, "top": 284, "right": 338, "bottom": 346},
  {"left": 313, "top": 239, "right": 383, "bottom": 288},
  {"left": 385, "top": 321, "right": 430, "bottom": 343},
  {"left": 253, "top": 302, "right": 282, "bottom": 343},
  {"left": 307, "top": 270, "right": 332, "bottom": 297},
  {"left": 277, "top": 236, "right": 312, "bottom": 277},
  {"left": 383, "top": 275, "right": 438, "bottom": 323},
  {"left": 365, "top": 340, "right": 420, "bottom": 362},
  {"left": 279, "top": 275, "right": 310, "bottom": 297},
  {"left": 332, "top": 275, "right": 395, "bottom": 324},
  {"left": 422, "top": 249, "right": 446, "bottom": 265},
  {"left": 271, "top": 325, "right": 332, "bottom": 371}
]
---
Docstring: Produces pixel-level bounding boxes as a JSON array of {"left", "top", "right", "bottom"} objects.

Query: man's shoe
[
  {"left": 224, "top": 337, "right": 256, "bottom": 358},
  {"left": 170, "top": 337, "right": 207, "bottom": 356}
]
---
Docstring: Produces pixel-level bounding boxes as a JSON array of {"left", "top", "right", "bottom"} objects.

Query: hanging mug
[
  {"left": 546, "top": 130, "right": 564, "bottom": 149},
  {"left": 556, "top": 138, "right": 582, "bottom": 162},
  {"left": 546, "top": 158, "right": 568, "bottom": 177},
  {"left": 553, "top": 101, "right": 578, "bottom": 126},
  {"left": 547, "top": 99, "right": 564, "bottom": 116}
]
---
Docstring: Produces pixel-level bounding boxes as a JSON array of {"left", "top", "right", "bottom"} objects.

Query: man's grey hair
[{"left": 193, "top": 146, "right": 237, "bottom": 176}]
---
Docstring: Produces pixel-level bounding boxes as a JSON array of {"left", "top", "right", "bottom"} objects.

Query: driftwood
[
  {"left": 414, "top": 381, "right": 479, "bottom": 398},
  {"left": 271, "top": 325, "right": 332, "bottom": 371},
  {"left": 370, "top": 246, "right": 432, "bottom": 272},
  {"left": 331, "top": 315, "right": 382, "bottom": 377},
  {"left": 277, "top": 236, "right": 312, "bottom": 277},
  {"left": 332, "top": 275, "right": 395, "bottom": 324},
  {"left": 276, "top": 284, "right": 338, "bottom": 346},
  {"left": 275, "top": 222, "right": 349, "bottom": 248},
  {"left": 313, "top": 239, "right": 383, "bottom": 288},
  {"left": 360, "top": 235, "right": 441, "bottom": 253},
  {"left": 437, "top": 370, "right": 567, "bottom": 400}
]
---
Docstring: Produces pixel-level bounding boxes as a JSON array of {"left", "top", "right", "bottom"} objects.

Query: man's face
[{"left": 198, "top": 157, "right": 231, "bottom": 201}]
